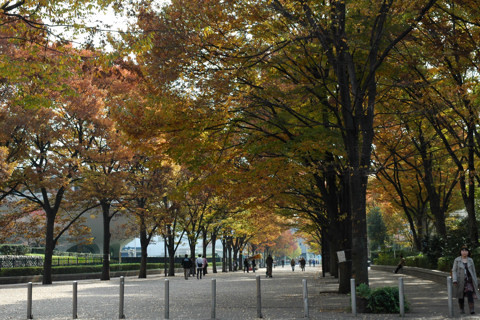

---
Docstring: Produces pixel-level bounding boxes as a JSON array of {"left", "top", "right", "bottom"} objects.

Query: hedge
[
  {"left": 0, "top": 263, "right": 174, "bottom": 277},
  {"left": 0, "top": 245, "right": 31, "bottom": 255}
]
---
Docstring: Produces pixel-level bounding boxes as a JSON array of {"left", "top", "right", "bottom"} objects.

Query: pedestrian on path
[
  {"left": 202, "top": 255, "right": 208, "bottom": 276},
  {"left": 181, "top": 254, "right": 192, "bottom": 280},
  {"left": 244, "top": 258, "right": 250, "bottom": 273},
  {"left": 196, "top": 254, "right": 204, "bottom": 279},
  {"left": 266, "top": 254, "right": 273, "bottom": 278},
  {"left": 291, "top": 258, "right": 295, "bottom": 271},
  {"left": 300, "top": 257, "right": 306, "bottom": 271},
  {"left": 251, "top": 259, "right": 256, "bottom": 273},
  {"left": 394, "top": 254, "right": 406, "bottom": 274},
  {"left": 452, "top": 245, "right": 480, "bottom": 315}
]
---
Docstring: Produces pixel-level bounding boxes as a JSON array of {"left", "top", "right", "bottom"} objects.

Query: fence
[
  {"left": 24, "top": 275, "right": 310, "bottom": 320},
  {"left": 0, "top": 255, "right": 105, "bottom": 268}
]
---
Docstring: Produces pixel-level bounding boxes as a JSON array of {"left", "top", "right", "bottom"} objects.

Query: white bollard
[
  {"left": 73, "top": 281, "right": 78, "bottom": 319},
  {"left": 303, "top": 279, "right": 309, "bottom": 318},
  {"left": 165, "top": 279, "right": 170, "bottom": 319},
  {"left": 256, "top": 275, "right": 262, "bottom": 318},
  {"left": 447, "top": 276, "right": 453, "bottom": 317},
  {"left": 211, "top": 279, "right": 216, "bottom": 319},
  {"left": 119, "top": 276, "right": 125, "bottom": 319},
  {"left": 27, "top": 282, "right": 33, "bottom": 319},
  {"left": 350, "top": 279, "right": 356, "bottom": 316},
  {"left": 399, "top": 277, "right": 404, "bottom": 317}
]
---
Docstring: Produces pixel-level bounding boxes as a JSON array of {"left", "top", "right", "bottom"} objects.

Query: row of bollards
[
  {"left": 25, "top": 275, "right": 310, "bottom": 319},
  {"left": 351, "top": 276, "right": 459, "bottom": 318}
]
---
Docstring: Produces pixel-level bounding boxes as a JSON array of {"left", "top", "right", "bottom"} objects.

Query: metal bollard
[
  {"left": 447, "top": 276, "right": 453, "bottom": 317},
  {"left": 119, "top": 276, "right": 125, "bottom": 319},
  {"left": 399, "top": 277, "right": 404, "bottom": 317},
  {"left": 73, "top": 281, "right": 78, "bottom": 319},
  {"left": 256, "top": 275, "right": 262, "bottom": 318},
  {"left": 350, "top": 279, "right": 356, "bottom": 316},
  {"left": 211, "top": 279, "right": 216, "bottom": 319},
  {"left": 303, "top": 279, "right": 309, "bottom": 318},
  {"left": 165, "top": 279, "right": 169, "bottom": 319},
  {"left": 27, "top": 282, "right": 33, "bottom": 319}
]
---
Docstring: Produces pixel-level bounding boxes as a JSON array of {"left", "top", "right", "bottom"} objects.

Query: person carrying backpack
[{"left": 181, "top": 254, "right": 192, "bottom": 280}]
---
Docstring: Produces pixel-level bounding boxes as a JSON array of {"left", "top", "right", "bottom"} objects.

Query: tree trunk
[
  {"left": 42, "top": 211, "right": 56, "bottom": 285},
  {"left": 227, "top": 239, "right": 232, "bottom": 271},
  {"left": 101, "top": 200, "right": 111, "bottom": 281},
  {"left": 139, "top": 224, "right": 148, "bottom": 278},
  {"left": 167, "top": 232, "right": 175, "bottom": 276},
  {"left": 222, "top": 238, "right": 227, "bottom": 272},
  {"left": 350, "top": 170, "right": 369, "bottom": 286},
  {"left": 211, "top": 232, "right": 217, "bottom": 273}
]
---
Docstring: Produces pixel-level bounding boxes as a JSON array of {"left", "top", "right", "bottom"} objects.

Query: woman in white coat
[{"left": 452, "top": 246, "right": 480, "bottom": 314}]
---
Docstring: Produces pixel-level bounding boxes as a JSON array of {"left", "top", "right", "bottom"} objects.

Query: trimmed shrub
[
  {"left": 0, "top": 267, "right": 43, "bottom": 277},
  {"left": 356, "top": 283, "right": 371, "bottom": 298},
  {"left": 437, "top": 257, "right": 453, "bottom": 272},
  {"left": 367, "top": 286, "right": 409, "bottom": 313},
  {"left": 373, "top": 252, "right": 401, "bottom": 266},
  {"left": 0, "top": 245, "right": 31, "bottom": 255},
  {"left": 405, "top": 254, "right": 431, "bottom": 268},
  {"left": 0, "top": 263, "right": 168, "bottom": 277}
]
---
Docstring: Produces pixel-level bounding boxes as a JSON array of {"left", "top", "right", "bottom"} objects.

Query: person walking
[
  {"left": 181, "top": 254, "right": 192, "bottom": 280},
  {"left": 290, "top": 258, "right": 295, "bottom": 271},
  {"left": 196, "top": 254, "right": 204, "bottom": 279},
  {"left": 251, "top": 259, "right": 256, "bottom": 273},
  {"left": 202, "top": 255, "right": 208, "bottom": 276},
  {"left": 300, "top": 257, "right": 306, "bottom": 271},
  {"left": 266, "top": 254, "right": 273, "bottom": 278},
  {"left": 452, "top": 245, "right": 480, "bottom": 314},
  {"left": 244, "top": 258, "right": 250, "bottom": 273},
  {"left": 394, "top": 255, "right": 406, "bottom": 274}
]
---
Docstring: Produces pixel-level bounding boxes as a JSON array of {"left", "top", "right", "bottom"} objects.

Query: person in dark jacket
[
  {"left": 266, "top": 255, "right": 273, "bottom": 278},
  {"left": 181, "top": 254, "right": 192, "bottom": 280},
  {"left": 244, "top": 258, "right": 250, "bottom": 273}
]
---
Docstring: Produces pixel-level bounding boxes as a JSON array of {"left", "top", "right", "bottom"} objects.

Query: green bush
[
  {"left": 367, "top": 286, "right": 409, "bottom": 313},
  {"left": 0, "top": 267, "right": 43, "bottom": 277},
  {"left": 0, "top": 244, "right": 31, "bottom": 255},
  {"left": 356, "top": 283, "right": 371, "bottom": 298},
  {"left": 405, "top": 254, "right": 432, "bottom": 268},
  {"left": 373, "top": 252, "right": 399, "bottom": 266},
  {"left": 437, "top": 257, "right": 453, "bottom": 272},
  {"left": 0, "top": 263, "right": 168, "bottom": 277}
]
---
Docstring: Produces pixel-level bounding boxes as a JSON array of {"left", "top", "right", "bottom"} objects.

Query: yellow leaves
[{"left": 202, "top": 25, "right": 214, "bottom": 37}]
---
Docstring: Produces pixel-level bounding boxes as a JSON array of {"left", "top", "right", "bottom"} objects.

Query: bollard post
[
  {"left": 399, "top": 277, "right": 404, "bottom": 317},
  {"left": 211, "top": 279, "right": 216, "bottom": 319},
  {"left": 73, "top": 281, "right": 78, "bottom": 319},
  {"left": 350, "top": 278, "right": 356, "bottom": 316},
  {"left": 447, "top": 276, "right": 453, "bottom": 317},
  {"left": 256, "top": 275, "right": 262, "bottom": 318},
  {"left": 165, "top": 279, "right": 170, "bottom": 319},
  {"left": 303, "top": 279, "right": 309, "bottom": 318},
  {"left": 27, "top": 282, "right": 33, "bottom": 320},
  {"left": 119, "top": 276, "right": 125, "bottom": 319}
]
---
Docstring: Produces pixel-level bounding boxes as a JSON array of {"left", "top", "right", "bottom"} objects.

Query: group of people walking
[
  {"left": 181, "top": 253, "right": 312, "bottom": 280},
  {"left": 290, "top": 257, "right": 306, "bottom": 272},
  {"left": 181, "top": 254, "right": 208, "bottom": 280}
]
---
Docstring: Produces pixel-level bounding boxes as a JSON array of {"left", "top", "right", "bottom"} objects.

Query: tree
[
  {"left": 367, "top": 207, "right": 387, "bottom": 252},
  {"left": 133, "top": 0, "right": 438, "bottom": 288},
  {"left": 0, "top": 42, "right": 112, "bottom": 284}
]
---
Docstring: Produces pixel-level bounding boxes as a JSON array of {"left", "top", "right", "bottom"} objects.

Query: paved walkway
[{"left": 0, "top": 265, "right": 477, "bottom": 319}]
